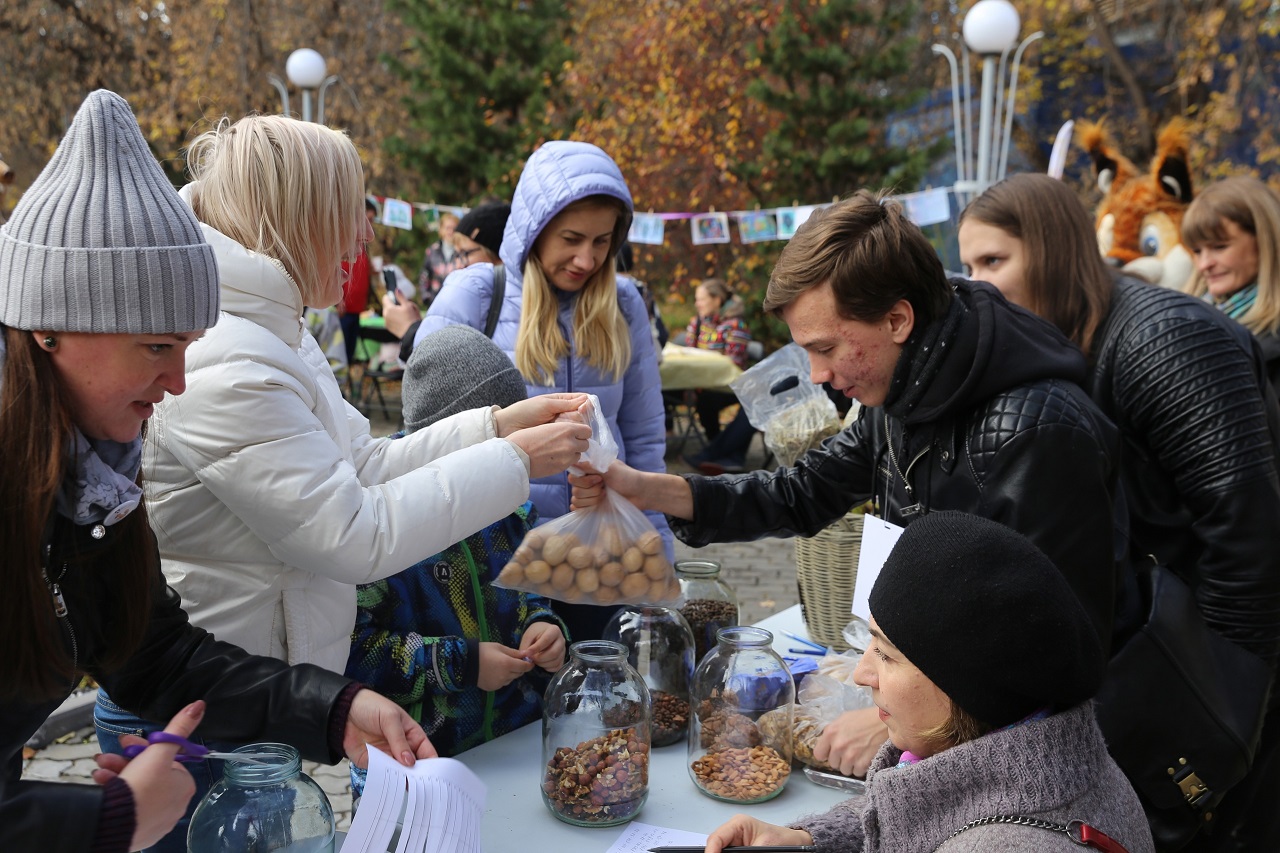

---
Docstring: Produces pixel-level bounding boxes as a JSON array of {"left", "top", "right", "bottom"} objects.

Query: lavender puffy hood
[{"left": 500, "top": 141, "right": 633, "bottom": 273}]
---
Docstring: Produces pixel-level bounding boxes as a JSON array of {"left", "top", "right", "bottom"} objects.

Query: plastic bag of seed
[
  {"left": 496, "top": 395, "right": 679, "bottom": 606},
  {"left": 729, "top": 344, "right": 842, "bottom": 468}
]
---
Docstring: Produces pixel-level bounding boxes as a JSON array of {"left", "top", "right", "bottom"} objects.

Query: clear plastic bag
[
  {"left": 495, "top": 491, "right": 678, "bottom": 606},
  {"left": 729, "top": 344, "right": 840, "bottom": 467},
  {"left": 757, "top": 665, "right": 873, "bottom": 772}
]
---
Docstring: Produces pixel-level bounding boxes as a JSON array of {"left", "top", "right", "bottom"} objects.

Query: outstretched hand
[
  {"left": 506, "top": 422, "right": 592, "bottom": 479},
  {"left": 92, "top": 701, "right": 203, "bottom": 851},
  {"left": 343, "top": 688, "right": 438, "bottom": 769},
  {"left": 494, "top": 393, "right": 590, "bottom": 437}
]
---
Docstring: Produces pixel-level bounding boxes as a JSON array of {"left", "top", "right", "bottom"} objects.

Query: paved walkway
[{"left": 22, "top": 418, "right": 802, "bottom": 831}]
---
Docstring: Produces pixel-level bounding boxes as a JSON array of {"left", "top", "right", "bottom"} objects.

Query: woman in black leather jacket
[
  {"left": 960, "top": 172, "right": 1280, "bottom": 852},
  {"left": 0, "top": 90, "right": 435, "bottom": 852},
  {"left": 578, "top": 191, "right": 1125, "bottom": 778}
]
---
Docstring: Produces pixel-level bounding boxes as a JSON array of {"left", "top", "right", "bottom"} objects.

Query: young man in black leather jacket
[{"left": 578, "top": 190, "right": 1127, "bottom": 777}]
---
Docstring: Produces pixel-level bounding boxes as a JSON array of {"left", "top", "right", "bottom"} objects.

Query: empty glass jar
[
  {"left": 541, "top": 640, "right": 651, "bottom": 827},
  {"left": 675, "top": 560, "right": 739, "bottom": 665},
  {"left": 688, "top": 626, "right": 794, "bottom": 804},
  {"left": 187, "top": 743, "right": 335, "bottom": 852},
  {"left": 603, "top": 605, "right": 696, "bottom": 746}
]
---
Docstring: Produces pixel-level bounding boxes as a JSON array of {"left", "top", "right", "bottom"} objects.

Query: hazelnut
[
  {"left": 524, "top": 529, "right": 547, "bottom": 553},
  {"left": 498, "top": 562, "right": 525, "bottom": 585},
  {"left": 621, "top": 547, "right": 644, "bottom": 573},
  {"left": 567, "top": 545, "right": 593, "bottom": 569},
  {"left": 576, "top": 567, "right": 600, "bottom": 593},
  {"left": 525, "top": 560, "right": 552, "bottom": 584},
  {"left": 599, "top": 562, "right": 625, "bottom": 587},
  {"left": 595, "top": 585, "right": 620, "bottom": 605},
  {"left": 637, "top": 530, "right": 662, "bottom": 555},
  {"left": 642, "top": 555, "right": 669, "bottom": 580},
  {"left": 620, "top": 573, "right": 650, "bottom": 599},
  {"left": 551, "top": 563, "right": 575, "bottom": 591},
  {"left": 542, "top": 534, "right": 570, "bottom": 566}
]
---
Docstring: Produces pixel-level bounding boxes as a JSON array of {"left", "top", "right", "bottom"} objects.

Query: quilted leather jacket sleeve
[
  {"left": 671, "top": 413, "right": 876, "bottom": 547},
  {"left": 965, "top": 385, "right": 1122, "bottom": 647},
  {"left": 1106, "top": 302, "right": 1280, "bottom": 663}
]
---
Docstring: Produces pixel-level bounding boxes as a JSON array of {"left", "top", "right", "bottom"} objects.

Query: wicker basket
[{"left": 794, "top": 512, "right": 865, "bottom": 650}]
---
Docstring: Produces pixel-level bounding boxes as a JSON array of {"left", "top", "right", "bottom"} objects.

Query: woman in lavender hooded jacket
[{"left": 416, "top": 142, "right": 671, "bottom": 641}]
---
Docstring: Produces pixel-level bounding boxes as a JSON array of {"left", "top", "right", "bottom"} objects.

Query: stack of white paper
[{"left": 343, "top": 748, "right": 486, "bottom": 853}]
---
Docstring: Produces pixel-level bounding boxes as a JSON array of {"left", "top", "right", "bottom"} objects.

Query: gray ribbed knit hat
[
  {"left": 0, "top": 89, "right": 219, "bottom": 334},
  {"left": 403, "top": 325, "right": 527, "bottom": 432}
]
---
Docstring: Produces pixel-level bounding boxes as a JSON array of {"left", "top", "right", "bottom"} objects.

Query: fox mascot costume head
[{"left": 1077, "top": 119, "right": 1195, "bottom": 289}]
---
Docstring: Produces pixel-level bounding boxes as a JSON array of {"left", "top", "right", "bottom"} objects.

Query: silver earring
[{"left": 43, "top": 335, "right": 57, "bottom": 350}]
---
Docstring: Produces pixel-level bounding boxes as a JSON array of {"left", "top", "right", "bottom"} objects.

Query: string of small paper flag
[{"left": 368, "top": 185, "right": 957, "bottom": 247}]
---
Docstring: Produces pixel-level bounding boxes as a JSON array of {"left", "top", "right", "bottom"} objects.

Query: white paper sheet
[
  {"left": 604, "top": 821, "right": 709, "bottom": 853},
  {"left": 903, "top": 187, "right": 952, "bottom": 227},
  {"left": 852, "top": 514, "right": 906, "bottom": 620},
  {"left": 343, "top": 748, "right": 487, "bottom": 853}
]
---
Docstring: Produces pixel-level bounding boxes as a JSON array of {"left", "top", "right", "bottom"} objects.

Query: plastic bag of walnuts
[{"left": 495, "top": 489, "right": 679, "bottom": 606}]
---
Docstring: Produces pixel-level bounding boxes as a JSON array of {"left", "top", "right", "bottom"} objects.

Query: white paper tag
[{"left": 852, "top": 514, "right": 906, "bottom": 621}]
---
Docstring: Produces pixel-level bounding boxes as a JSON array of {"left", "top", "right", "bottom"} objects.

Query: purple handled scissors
[{"left": 120, "top": 732, "right": 275, "bottom": 765}]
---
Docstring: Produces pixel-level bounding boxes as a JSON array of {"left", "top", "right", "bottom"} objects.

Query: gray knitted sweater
[{"left": 792, "top": 703, "right": 1154, "bottom": 852}]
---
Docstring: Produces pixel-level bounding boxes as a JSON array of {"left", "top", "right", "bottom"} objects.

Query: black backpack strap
[{"left": 484, "top": 264, "right": 506, "bottom": 339}]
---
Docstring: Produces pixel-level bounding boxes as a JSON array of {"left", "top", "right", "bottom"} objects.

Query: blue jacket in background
[{"left": 416, "top": 141, "right": 673, "bottom": 559}]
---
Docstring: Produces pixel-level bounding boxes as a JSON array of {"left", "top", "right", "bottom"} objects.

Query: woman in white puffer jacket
[{"left": 131, "top": 116, "right": 591, "bottom": 673}]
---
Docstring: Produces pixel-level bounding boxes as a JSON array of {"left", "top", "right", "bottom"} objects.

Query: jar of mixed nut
[
  {"left": 603, "top": 606, "right": 696, "bottom": 747},
  {"left": 675, "top": 560, "right": 739, "bottom": 665},
  {"left": 541, "top": 640, "right": 651, "bottom": 827},
  {"left": 687, "top": 626, "right": 794, "bottom": 804}
]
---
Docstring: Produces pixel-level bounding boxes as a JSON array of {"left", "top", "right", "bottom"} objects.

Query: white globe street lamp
[
  {"left": 268, "top": 48, "right": 339, "bottom": 123},
  {"left": 932, "top": 1, "right": 1043, "bottom": 200}
]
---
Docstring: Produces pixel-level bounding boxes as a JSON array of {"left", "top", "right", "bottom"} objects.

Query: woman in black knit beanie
[{"left": 705, "top": 511, "right": 1155, "bottom": 853}]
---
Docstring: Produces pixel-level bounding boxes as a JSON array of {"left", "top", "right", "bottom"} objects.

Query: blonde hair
[
  {"left": 515, "top": 196, "right": 631, "bottom": 385},
  {"left": 1183, "top": 176, "right": 1280, "bottom": 336},
  {"left": 185, "top": 115, "right": 366, "bottom": 307}
]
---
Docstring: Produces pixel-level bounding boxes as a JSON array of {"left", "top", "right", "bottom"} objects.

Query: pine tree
[
  {"left": 384, "top": 0, "right": 575, "bottom": 204},
  {"left": 738, "top": 0, "right": 939, "bottom": 202}
]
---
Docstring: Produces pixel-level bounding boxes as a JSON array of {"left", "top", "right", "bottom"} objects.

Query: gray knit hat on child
[
  {"left": 403, "top": 325, "right": 527, "bottom": 432},
  {"left": 0, "top": 89, "right": 219, "bottom": 334}
]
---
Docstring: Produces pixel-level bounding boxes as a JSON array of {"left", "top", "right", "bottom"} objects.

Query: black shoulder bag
[
  {"left": 483, "top": 264, "right": 506, "bottom": 339},
  {"left": 1094, "top": 562, "right": 1273, "bottom": 850}
]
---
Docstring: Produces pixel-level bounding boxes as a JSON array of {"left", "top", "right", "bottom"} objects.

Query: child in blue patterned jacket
[{"left": 345, "top": 325, "right": 568, "bottom": 797}]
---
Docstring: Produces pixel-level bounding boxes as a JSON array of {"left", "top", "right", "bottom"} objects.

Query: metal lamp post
[
  {"left": 933, "top": 0, "right": 1043, "bottom": 202},
  {"left": 268, "top": 48, "right": 339, "bottom": 123}
]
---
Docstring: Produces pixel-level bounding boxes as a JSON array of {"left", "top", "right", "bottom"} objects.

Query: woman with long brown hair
[
  {"left": 960, "top": 172, "right": 1280, "bottom": 851},
  {"left": 0, "top": 90, "right": 437, "bottom": 852}
]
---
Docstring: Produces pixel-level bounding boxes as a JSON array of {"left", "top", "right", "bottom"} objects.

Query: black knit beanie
[
  {"left": 456, "top": 202, "right": 511, "bottom": 259},
  {"left": 867, "top": 511, "right": 1105, "bottom": 728},
  {"left": 402, "top": 325, "right": 527, "bottom": 432}
]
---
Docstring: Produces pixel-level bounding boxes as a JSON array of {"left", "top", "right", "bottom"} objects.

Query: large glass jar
[
  {"left": 188, "top": 743, "right": 334, "bottom": 852},
  {"left": 541, "top": 640, "right": 651, "bottom": 827},
  {"left": 603, "top": 606, "right": 696, "bottom": 747},
  {"left": 675, "top": 560, "right": 739, "bottom": 665},
  {"left": 687, "top": 627, "right": 794, "bottom": 804}
]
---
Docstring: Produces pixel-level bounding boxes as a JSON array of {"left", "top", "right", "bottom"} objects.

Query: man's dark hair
[{"left": 765, "top": 189, "right": 951, "bottom": 327}]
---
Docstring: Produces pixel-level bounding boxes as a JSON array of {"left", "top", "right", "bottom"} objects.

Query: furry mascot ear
[{"left": 1075, "top": 118, "right": 1196, "bottom": 290}]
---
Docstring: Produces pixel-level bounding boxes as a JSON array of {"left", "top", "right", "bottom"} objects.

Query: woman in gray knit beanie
[
  {"left": 705, "top": 512, "right": 1154, "bottom": 853},
  {"left": 90, "top": 112, "right": 593, "bottom": 851},
  {"left": 0, "top": 89, "right": 454, "bottom": 852}
]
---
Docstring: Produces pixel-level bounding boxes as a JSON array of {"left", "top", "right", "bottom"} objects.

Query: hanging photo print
[
  {"left": 691, "top": 212, "right": 730, "bottom": 245},
  {"left": 629, "top": 212, "right": 666, "bottom": 246},
  {"left": 737, "top": 211, "right": 778, "bottom": 244},
  {"left": 776, "top": 205, "right": 820, "bottom": 240},
  {"left": 902, "top": 188, "right": 952, "bottom": 227},
  {"left": 381, "top": 197, "right": 415, "bottom": 231}
]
